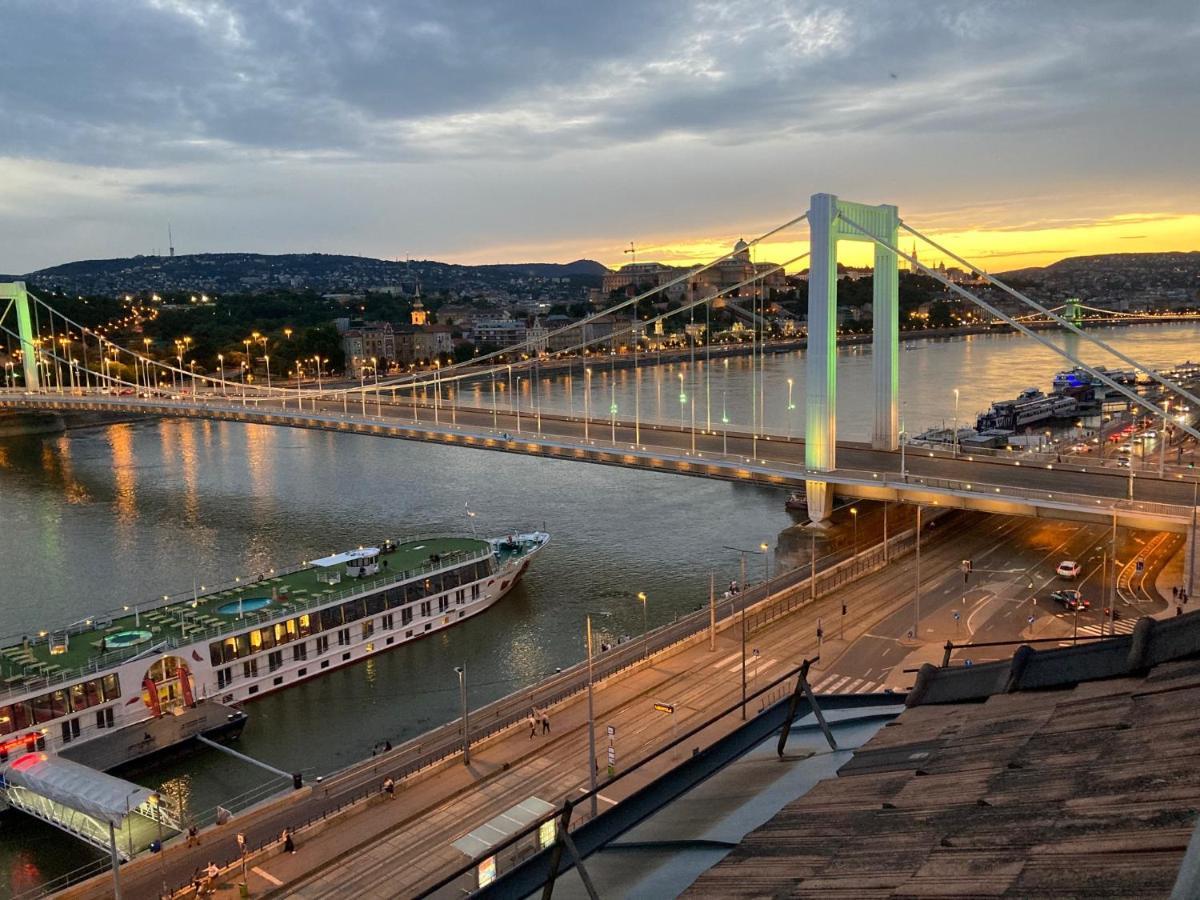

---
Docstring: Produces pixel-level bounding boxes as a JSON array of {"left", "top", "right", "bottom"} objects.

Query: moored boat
[{"left": 0, "top": 531, "right": 549, "bottom": 765}]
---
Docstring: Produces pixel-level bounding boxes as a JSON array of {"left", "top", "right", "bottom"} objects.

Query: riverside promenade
[{"left": 60, "top": 512, "right": 982, "bottom": 900}]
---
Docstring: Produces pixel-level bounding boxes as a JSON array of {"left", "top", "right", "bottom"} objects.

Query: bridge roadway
[
  {"left": 4, "top": 388, "right": 1197, "bottom": 534},
  {"left": 59, "top": 510, "right": 1029, "bottom": 899}
]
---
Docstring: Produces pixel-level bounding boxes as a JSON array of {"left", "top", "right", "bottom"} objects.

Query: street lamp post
[
  {"left": 454, "top": 664, "right": 469, "bottom": 765},
  {"left": 786, "top": 377, "right": 795, "bottom": 438},
  {"left": 851, "top": 507, "right": 859, "bottom": 556},
  {"left": 914, "top": 504, "right": 923, "bottom": 639},
  {"left": 638, "top": 591, "right": 648, "bottom": 660},
  {"left": 586, "top": 615, "right": 598, "bottom": 817},
  {"left": 584, "top": 367, "right": 592, "bottom": 441},
  {"left": 724, "top": 545, "right": 766, "bottom": 720},
  {"left": 953, "top": 388, "right": 960, "bottom": 457}
]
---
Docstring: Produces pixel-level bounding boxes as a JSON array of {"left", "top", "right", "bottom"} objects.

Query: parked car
[
  {"left": 1056, "top": 560, "right": 1082, "bottom": 578},
  {"left": 1050, "top": 589, "right": 1089, "bottom": 610}
]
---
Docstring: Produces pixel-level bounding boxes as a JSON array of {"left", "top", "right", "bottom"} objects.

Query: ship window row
[
  {"left": 0, "top": 674, "right": 121, "bottom": 734},
  {"left": 210, "top": 560, "right": 491, "bottom": 667}
]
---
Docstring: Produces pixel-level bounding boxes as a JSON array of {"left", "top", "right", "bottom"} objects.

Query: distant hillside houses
[{"left": 598, "top": 240, "right": 787, "bottom": 305}]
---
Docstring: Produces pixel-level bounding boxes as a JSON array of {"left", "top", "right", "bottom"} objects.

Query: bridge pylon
[
  {"left": 805, "top": 194, "right": 899, "bottom": 523},
  {"left": 1064, "top": 298, "right": 1083, "bottom": 325},
  {"left": 0, "top": 281, "right": 40, "bottom": 390}
]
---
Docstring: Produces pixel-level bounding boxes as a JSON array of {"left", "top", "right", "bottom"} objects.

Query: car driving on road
[
  {"left": 1057, "top": 560, "right": 1081, "bottom": 578},
  {"left": 1050, "top": 589, "right": 1089, "bottom": 611}
]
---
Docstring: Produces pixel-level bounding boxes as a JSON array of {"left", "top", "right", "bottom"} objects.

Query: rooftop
[
  {"left": 685, "top": 613, "right": 1200, "bottom": 898},
  {"left": 0, "top": 536, "right": 489, "bottom": 695}
]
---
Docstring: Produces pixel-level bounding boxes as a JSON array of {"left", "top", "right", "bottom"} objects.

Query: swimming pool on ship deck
[{"left": 1, "top": 536, "right": 491, "bottom": 678}]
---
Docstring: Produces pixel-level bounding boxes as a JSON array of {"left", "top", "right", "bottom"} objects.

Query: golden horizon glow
[{"left": 444, "top": 211, "right": 1200, "bottom": 275}]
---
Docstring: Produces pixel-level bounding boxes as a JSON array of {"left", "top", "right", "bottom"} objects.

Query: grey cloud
[{"left": 2, "top": 0, "right": 1195, "bottom": 168}]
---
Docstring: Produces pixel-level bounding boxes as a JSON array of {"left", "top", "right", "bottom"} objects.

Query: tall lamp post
[
  {"left": 637, "top": 591, "right": 648, "bottom": 660},
  {"left": 850, "top": 507, "right": 859, "bottom": 556},
  {"left": 953, "top": 388, "right": 960, "bottom": 458},
  {"left": 454, "top": 664, "right": 469, "bottom": 765},
  {"left": 724, "top": 545, "right": 767, "bottom": 719}
]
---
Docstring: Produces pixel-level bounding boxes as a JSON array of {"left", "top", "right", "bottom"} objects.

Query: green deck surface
[{"left": 1, "top": 537, "right": 489, "bottom": 688}]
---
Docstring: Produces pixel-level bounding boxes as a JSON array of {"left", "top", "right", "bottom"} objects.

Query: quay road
[
  {"left": 5, "top": 389, "right": 1200, "bottom": 527},
  {"left": 62, "top": 510, "right": 1177, "bottom": 899},
  {"left": 815, "top": 513, "right": 1180, "bottom": 692}
]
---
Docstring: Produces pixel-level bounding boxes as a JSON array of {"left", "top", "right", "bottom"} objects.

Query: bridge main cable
[
  {"left": 900, "top": 220, "right": 1200, "bottom": 413},
  {"left": 834, "top": 213, "right": 1200, "bottom": 447}
]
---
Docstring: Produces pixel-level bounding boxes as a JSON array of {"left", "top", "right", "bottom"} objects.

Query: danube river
[{"left": 1, "top": 321, "right": 1198, "bottom": 893}]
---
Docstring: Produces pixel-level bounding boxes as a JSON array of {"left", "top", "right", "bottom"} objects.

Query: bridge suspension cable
[
  {"left": 831, "top": 213, "right": 1200, "bottom": 447},
  {"left": 899, "top": 221, "right": 1200, "bottom": 414},
  {"left": 325, "top": 211, "right": 810, "bottom": 397}
]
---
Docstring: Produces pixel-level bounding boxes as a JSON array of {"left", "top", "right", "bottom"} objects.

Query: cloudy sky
[{"left": 2, "top": 0, "right": 1197, "bottom": 273}]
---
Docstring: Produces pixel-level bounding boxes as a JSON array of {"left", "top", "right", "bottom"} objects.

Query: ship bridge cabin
[{"left": 311, "top": 547, "right": 381, "bottom": 583}]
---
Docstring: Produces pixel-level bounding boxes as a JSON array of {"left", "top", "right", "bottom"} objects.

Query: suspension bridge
[{"left": 2, "top": 193, "right": 1199, "bottom": 588}]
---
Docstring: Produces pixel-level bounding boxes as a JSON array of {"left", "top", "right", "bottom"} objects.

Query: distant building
[
  {"left": 600, "top": 240, "right": 787, "bottom": 306},
  {"left": 410, "top": 295, "right": 428, "bottom": 326},
  {"left": 471, "top": 315, "right": 528, "bottom": 348},
  {"left": 341, "top": 321, "right": 395, "bottom": 375},
  {"left": 395, "top": 324, "right": 453, "bottom": 365}
]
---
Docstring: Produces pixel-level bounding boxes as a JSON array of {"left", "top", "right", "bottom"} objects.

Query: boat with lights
[{"left": 0, "top": 531, "right": 548, "bottom": 765}]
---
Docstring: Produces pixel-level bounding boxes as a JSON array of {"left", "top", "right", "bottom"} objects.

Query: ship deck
[{"left": 1, "top": 536, "right": 490, "bottom": 690}]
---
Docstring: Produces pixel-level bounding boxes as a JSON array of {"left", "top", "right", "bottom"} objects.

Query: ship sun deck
[{"left": 1, "top": 536, "right": 494, "bottom": 689}]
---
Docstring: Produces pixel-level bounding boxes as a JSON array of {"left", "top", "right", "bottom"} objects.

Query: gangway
[{"left": 0, "top": 752, "right": 179, "bottom": 862}]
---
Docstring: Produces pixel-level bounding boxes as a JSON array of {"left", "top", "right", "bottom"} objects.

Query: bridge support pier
[
  {"left": 0, "top": 281, "right": 39, "bottom": 390},
  {"left": 804, "top": 194, "right": 900, "bottom": 524}
]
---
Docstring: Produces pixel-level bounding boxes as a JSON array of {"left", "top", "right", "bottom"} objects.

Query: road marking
[
  {"left": 811, "top": 674, "right": 838, "bottom": 692},
  {"left": 824, "top": 675, "right": 852, "bottom": 693},
  {"left": 711, "top": 651, "right": 741, "bottom": 669},
  {"left": 598, "top": 793, "right": 618, "bottom": 806},
  {"left": 855, "top": 681, "right": 881, "bottom": 693},
  {"left": 843, "top": 678, "right": 863, "bottom": 693},
  {"left": 253, "top": 867, "right": 284, "bottom": 887}
]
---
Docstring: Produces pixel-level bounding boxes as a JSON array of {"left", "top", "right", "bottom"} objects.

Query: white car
[{"left": 1057, "top": 560, "right": 1081, "bottom": 578}]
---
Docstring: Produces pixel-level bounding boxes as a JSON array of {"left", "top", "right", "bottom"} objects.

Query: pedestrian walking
[
  {"left": 283, "top": 828, "right": 296, "bottom": 854},
  {"left": 541, "top": 711, "right": 551, "bottom": 734},
  {"left": 383, "top": 776, "right": 395, "bottom": 799},
  {"left": 186, "top": 823, "right": 199, "bottom": 847},
  {"left": 1174, "top": 586, "right": 1179, "bottom": 599},
  {"left": 528, "top": 711, "right": 538, "bottom": 739}
]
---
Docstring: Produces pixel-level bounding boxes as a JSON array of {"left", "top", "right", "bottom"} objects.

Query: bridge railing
[{"left": 3, "top": 392, "right": 1195, "bottom": 524}]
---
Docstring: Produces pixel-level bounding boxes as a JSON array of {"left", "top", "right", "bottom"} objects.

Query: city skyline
[{"left": 1, "top": 2, "right": 1197, "bottom": 274}]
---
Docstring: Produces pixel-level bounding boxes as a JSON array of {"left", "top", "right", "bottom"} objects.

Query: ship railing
[
  {"left": 5, "top": 530, "right": 506, "bottom": 651},
  {"left": 165, "top": 544, "right": 496, "bottom": 650},
  {"left": 0, "top": 546, "right": 496, "bottom": 704}
]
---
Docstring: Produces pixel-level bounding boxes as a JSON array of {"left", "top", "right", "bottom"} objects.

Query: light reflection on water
[{"left": 1, "top": 321, "right": 1198, "bottom": 886}]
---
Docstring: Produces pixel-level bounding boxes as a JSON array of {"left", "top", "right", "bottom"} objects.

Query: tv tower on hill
[{"left": 168, "top": 224, "right": 175, "bottom": 258}]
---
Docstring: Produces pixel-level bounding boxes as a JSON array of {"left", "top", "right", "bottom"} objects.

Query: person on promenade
[
  {"left": 283, "top": 828, "right": 296, "bottom": 854},
  {"left": 541, "top": 711, "right": 551, "bottom": 734},
  {"left": 186, "top": 823, "right": 199, "bottom": 847},
  {"left": 383, "top": 776, "right": 396, "bottom": 799},
  {"left": 528, "top": 711, "right": 538, "bottom": 738}
]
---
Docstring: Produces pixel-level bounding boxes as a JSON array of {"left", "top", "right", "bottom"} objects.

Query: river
[{"left": 1, "top": 321, "right": 1198, "bottom": 895}]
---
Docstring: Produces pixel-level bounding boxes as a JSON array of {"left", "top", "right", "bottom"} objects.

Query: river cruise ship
[{"left": 0, "top": 532, "right": 548, "bottom": 762}]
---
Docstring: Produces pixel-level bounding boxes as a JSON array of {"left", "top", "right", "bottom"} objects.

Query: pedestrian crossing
[
  {"left": 809, "top": 673, "right": 890, "bottom": 695},
  {"left": 1075, "top": 619, "right": 1138, "bottom": 638}
]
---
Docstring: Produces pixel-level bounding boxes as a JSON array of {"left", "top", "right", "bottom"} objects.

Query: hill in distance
[{"left": 18, "top": 252, "right": 610, "bottom": 296}]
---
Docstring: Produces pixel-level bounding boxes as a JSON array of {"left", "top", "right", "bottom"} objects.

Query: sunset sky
[{"left": 2, "top": 1, "right": 1197, "bottom": 275}]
